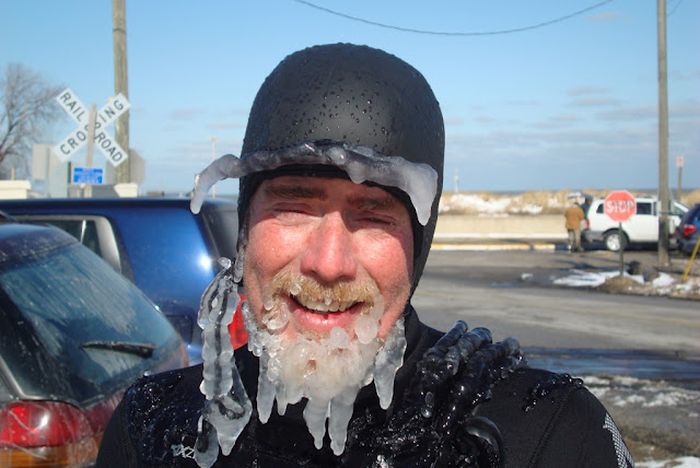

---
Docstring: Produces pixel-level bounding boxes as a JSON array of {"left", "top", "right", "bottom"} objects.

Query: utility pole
[
  {"left": 657, "top": 0, "right": 670, "bottom": 267},
  {"left": 676, "top": 155, "right": 684, "bottom": 202},
  {"left": 113, "top": 0, "right": 130, "bottom": 183}
]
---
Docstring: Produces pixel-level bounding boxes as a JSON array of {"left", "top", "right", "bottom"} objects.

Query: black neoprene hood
[{"left": 238, "top": 43, "right": 445, "bottom": 291}]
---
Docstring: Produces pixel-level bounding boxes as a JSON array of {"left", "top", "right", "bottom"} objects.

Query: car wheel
[{"left": 604, "top": 230, "right": 627, "bottom": 251}]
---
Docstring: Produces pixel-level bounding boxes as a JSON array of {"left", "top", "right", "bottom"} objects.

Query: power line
[
  {"left": 667, "top": 0, "right": 683, "bottom": 17},
  {"left": 291, "top": 0, "right": 616, "bottom": 36}
]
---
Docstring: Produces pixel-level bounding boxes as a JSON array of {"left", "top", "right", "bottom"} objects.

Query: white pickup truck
[{"left": 582, "top": 196, "right": 688, "bottom": 251}]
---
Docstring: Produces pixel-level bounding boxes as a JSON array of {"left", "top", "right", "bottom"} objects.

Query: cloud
[
  {"left": 167, "top": 107, "right": 205, "bottom": 121},
  {"left": 597, "top": 105, "right": 657, "bottom": 121},
  {"left": 206, "top": 121, "right": 246, "bottom": 131},
  {"left": 531, "top": 114, "right": 579, "bottom": 129},
  {"left": 214, "top": 107, "right": 250, "bottom": 118},
  {"left": 670, "top": 69, "right": 700, "bottom": 81},
  {"left": 505, "top": 99, "right": 539, "bottom": 107},
  {"left": 571, "top": 97, "right": 624, "bottom": 107},
  {"left": 550, "top": 113, "right": 579, "bottom": 123},
  {"left": 587, "top": 11, "right": 621, "bottom": 22},
  {"left": 669, "top": 100, "right": 700, "bottom": 118},
  {"left": 473, "top": 115, "right": 498, "bottom": 125},
  {"left": 443, "top": 116, "right": 464, "bottom": 126},
  {"left": 567, "top": 86, "right": 609, "bottom": 97}
]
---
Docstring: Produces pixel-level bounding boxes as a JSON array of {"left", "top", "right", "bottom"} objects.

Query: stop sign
[{"left": 604, "top": 190, "right": 637, "bottom": 222}]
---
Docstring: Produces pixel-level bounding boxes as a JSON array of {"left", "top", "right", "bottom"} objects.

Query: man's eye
[
  {"left": 272, "top": 204, "right": 316, "bottom": 220},
  {"left": 359, "top": 214, "right": 395, "bottom": 226}
]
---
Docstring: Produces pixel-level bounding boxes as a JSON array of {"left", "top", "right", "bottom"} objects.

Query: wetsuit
[{"left": 96, "top": 308, "right": 633, "bottom": 467}]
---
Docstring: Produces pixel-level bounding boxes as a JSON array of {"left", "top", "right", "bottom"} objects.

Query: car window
[
  {"left": 40, "top": 219, "right": 102, "bottom": 256},
  {"left": 670, "top": 203, "right": 687, "bottom": 217},
  {"left": 202, "top": 203, "right": 239, "bottom": 263},
  {"left": 0, "top": 242, "right": 177, "bottom": 399},
  {"left": 0, "top": 374, "right": 10, "bottom": 401},
  {"left": 596, "top": 204, "right": 604, "bottom": 214},
  {"left": 637, "top": 202, "right": 653, "bottom": 215},
  {"left": 114, "top": 206, "right": 214, "bottom": 316},
  {"left": 12, "top": 215, "right": 122, "bottom": 274},
  {"left": 692, "top": 210, "right": 700, "bottom": 225}
]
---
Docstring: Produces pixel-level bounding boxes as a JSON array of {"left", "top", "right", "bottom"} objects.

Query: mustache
[{"left": 268, "top": 268, "right": 380, "bottom": 308}]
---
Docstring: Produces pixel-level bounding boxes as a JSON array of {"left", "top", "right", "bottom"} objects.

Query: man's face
[{"left": 243, "top": 175, "right": 414, "bottom": 342}]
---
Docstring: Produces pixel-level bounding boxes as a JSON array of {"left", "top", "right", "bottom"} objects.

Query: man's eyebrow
[
  {"left": 351, "top": 195, "right": 399, "bottom": 211},
  {"left": 264, "top": 184, "right": 327, "bottom": 200}
]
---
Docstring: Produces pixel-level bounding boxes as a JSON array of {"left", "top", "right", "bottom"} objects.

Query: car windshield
[{"left": 0, "top": 239, "right": 177, "bottom": 401}]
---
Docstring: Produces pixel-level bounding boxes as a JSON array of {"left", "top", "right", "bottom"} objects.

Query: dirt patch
[
  {"left": 599, "top": 275, "right": 645, "bottom": 293},
  {"left": 596, "top": 273, "right": 700, "bottom": 300}
]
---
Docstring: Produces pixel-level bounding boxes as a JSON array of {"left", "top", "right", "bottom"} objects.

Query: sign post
[{"left": 604, "top": 190, "right": 637, "bottom": 276}]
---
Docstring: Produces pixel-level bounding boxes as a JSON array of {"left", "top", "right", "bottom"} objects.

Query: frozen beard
[{"left": 242, "top": 268, "right": 408, "bottom": 455}]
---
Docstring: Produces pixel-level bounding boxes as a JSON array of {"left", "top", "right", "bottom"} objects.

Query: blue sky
[{"left": 2, "top": 0, "right": 698, "bottom": 195}]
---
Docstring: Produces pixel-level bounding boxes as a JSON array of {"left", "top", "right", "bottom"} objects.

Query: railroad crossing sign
[
  {"left": 604, "top": 190, "right": 637, "bottom": 222},
  {"left": 52, "top": 88, "right": 130, "bottom": 167}
]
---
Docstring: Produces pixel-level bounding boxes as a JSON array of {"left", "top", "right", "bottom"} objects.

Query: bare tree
[{"left": 0, "top": 63, "right": 62, "bottom": 177}]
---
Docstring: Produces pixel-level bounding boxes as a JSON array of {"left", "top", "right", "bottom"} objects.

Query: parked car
[
  {"left": 674, "top": 203, "right": 700, "bottom": 256},
  {"left": 0, "top": 197, "right": 247, "bottom": 363},
  {"left": 582, "top": 196, "right": 688, "bottom": 251},
  {"left": 0, "top": 221, "right": 187, "bottom": 467}
]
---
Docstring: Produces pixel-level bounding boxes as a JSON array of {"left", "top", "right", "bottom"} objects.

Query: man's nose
[{"left": 300, "top": 212, "right": 357, "bottom": 284}]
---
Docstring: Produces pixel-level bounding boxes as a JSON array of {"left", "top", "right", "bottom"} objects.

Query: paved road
[
  {"left": 412, "top": 249, "right": 700, "bottom": 461},
  {"left": 414, "top": 249, "right": 699, "bottom": 352}
]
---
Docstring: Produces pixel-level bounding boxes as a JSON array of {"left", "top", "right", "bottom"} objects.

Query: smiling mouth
[{"left": 290, "top": 294, "right": 361, "bottom": 314}]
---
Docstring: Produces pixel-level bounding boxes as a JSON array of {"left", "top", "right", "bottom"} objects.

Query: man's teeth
[{"left": 294, "top": 296, "right": 354, "bottom": 313}]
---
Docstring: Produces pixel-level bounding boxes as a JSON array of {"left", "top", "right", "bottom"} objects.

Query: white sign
[
  {"left": 676, "top": 155, "right": 684, "bottom": 168},
  {"left": 53, "top": 88, "right": 131, "bottom": 167}
]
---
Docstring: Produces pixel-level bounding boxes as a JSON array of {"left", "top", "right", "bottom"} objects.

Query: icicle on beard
[{"left": 241, "top": 268, "right": 407, "bottom": 456}]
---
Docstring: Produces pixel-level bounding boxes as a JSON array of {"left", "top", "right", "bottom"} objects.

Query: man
[
  {"left": 97, "top": 44, "right": 632, "bottom": 467},
  {"left": 565, "top": 200, "right": 586, "bottom": 252}
]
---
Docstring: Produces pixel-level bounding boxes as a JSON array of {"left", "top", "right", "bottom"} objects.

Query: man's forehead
[{"left": 260, "top": 175, "right": 400, "bottom": 204}]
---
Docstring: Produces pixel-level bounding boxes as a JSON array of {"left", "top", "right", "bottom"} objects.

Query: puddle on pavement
[{"left": 525, "top": 347, "right": 700, "bottom": 390}]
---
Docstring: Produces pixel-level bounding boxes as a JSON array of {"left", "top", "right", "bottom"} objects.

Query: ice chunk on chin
[
  {"left": 262, "top": 292, "right": 274, "bottom": 312},
  {"left": 261, "top": 302, "right": 289, "bottom": 332},
  {"left": 256, "top": 354, "right": 275, "bottom": 423},
  {"left": 303, "top": 398, "right": 330, "bottom": 450},
  {"left": 373, "top": 317, "right": 407, "bottom": 409},
  {"left": 328, "top": 327, "right": 350, "bottom": 349},
  {"left": 370, "top": 294, "right": 384, "bottom": 320},
  {"left": 354, "top": 313, "right": 379, "bottom": 345},
  {"left": 195, "top": 262, "right": 253, "bottom": 468},
  {"left": 329, "top": 386, "right": 359, "bottom": 455},
  {"left": 242, "top": 301, "right": 263, "bottom": 357}
]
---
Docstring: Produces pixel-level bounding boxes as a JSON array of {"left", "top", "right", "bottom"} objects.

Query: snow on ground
[
  {"left": 582, "top": 375, "right": 700, "bottom": 409},
  {"left": 438, "top": 191, "right": 570, "bottom": 215},
  {"left": 553, "top": 270, "right": 700, "bottom": 299},
  {"left": 553, "top": 269, "right": 639, "bottom": 287},
  {"left": 637, "top": 457, "right": 700, "bottom": 468},
  {"left": 582, "top": 376, "right": 700, "bottom": 466}
]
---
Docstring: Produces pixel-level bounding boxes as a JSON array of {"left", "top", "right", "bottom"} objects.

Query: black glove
[{"left": 364, "top": 321, "right": 525, "bottom": 467}]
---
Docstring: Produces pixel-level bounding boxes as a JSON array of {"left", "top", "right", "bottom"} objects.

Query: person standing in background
[{"left": 565, "top": 201, "right": 586, "bottom": 252}]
